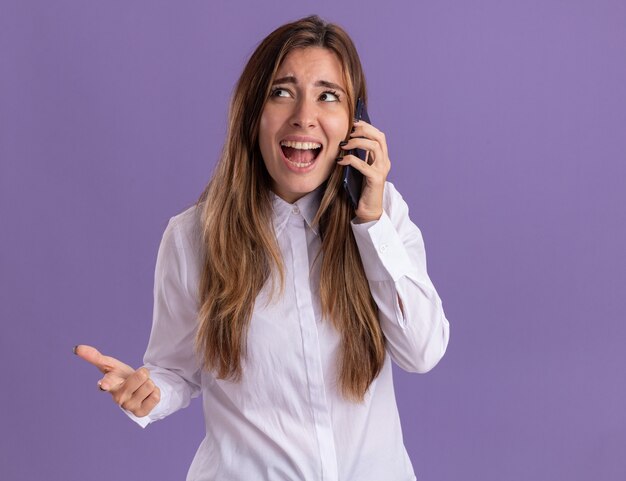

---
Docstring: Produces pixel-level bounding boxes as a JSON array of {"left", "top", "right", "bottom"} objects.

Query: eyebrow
[{"left": 272, "top": 76, "right": 346, "bottom": 95}]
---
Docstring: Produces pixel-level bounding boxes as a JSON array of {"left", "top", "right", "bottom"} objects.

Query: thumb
[
  {"left": 97, "top": 371, "right": 126, "bottom": 392},
  {"left": 73, "top": 344, "right": 134, "bottom": 377}
]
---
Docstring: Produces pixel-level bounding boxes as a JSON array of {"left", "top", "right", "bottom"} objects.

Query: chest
[{"left": 216, "top": 217, "right": 343, "bottom": 406}]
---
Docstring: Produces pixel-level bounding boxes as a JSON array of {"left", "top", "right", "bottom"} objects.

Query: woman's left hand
[{"left": 337, "top": 119, "right": 391, "bottom": 223}]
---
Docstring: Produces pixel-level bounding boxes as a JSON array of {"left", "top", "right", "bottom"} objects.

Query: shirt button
[
  {"left": 379, "top": 243, "right": 389, "bottom": 253},
  {"left": 292, "top": 206, "right": 300, "bottom": 215}
]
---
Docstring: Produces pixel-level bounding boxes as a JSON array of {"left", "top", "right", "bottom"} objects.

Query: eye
[
  {"left": 270, "top": 87, "right": 292, "bottom": 98},
  {"left": 319, "top": 90, "right": 340, "bottom": 102}
]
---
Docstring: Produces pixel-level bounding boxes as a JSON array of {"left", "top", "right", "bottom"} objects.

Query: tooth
[
  {"left": 280, "top": 140, "right": 322, "bottom": 150},
  {"left": 286, "top": 158, "right": 314, "bottom": 167}
]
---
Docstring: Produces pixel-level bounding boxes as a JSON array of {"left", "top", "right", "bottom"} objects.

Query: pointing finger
[
  {"left": 74, "top": 344, "right": 134, "bottom": 376},
  {"left": 74, "top": 345, "right": 108, "bottom": 372}
]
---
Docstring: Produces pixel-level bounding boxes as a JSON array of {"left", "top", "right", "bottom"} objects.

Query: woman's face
[{"left": 259, "top": 47, "right": 350, "bottom": 203}]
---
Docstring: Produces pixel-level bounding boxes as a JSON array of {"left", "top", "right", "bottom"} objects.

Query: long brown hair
[{"left": 195, "top": 15, "right": 385, "bottom": 401}]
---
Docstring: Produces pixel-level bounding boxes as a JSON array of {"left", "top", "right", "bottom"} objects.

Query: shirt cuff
[
  {"left": 351, "top": 212, "right": 417, "bottom": 282},
  {"left": 119, "top": 372, "right": 172, "bottom": 429},
  {"left": 121, "top": 405, "right": 152, "bottom": 428}
]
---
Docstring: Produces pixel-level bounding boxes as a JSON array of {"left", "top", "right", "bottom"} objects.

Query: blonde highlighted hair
[{"left": 195, "top": 15, "right": 385, "bottom": 401}]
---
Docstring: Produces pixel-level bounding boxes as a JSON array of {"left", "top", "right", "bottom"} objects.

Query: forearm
[
  {"left": 351, "top": 185, "right": 450, "bottom": 372},
  {"left": 367, "top": 275, "right": 449, "bottom": 373}
]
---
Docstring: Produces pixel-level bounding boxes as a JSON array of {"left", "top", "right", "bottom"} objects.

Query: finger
[
  {"left": 111, "top": 367, "right": 151, "bottom": 406},
  {"left": 74, "top": 344, "right": 134, "bottom": 376},
  {"left": 134, "top": 388, "right": 161, "bottom": 418},
  {"left": 121, "top": 378, "right": 156, "bottom": 412},
  {"left": 74, "top": 345, "right": 108, "bottom": 372},
  {"left": 341, "top": 136, "right": 377, "bottom": 152},
  {"left": 337, "top": 154, "right": 375, "bottom": 177},
  {"left": 340, "top": 138, "right": 385, "bottom": 167},
  {"left": 97, "top": 371, "right": 126, "bottom": 392},
  {"left": 351, "top": 121, "right": 388, "bottom": 158}
]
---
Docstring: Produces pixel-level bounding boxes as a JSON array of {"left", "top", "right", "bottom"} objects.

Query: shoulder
[
  {"left": 169, "top": 203, "right": 201, "bottom": 231},
  {"left": 158, "top": 204, "right": 203, "bottom": 292},
  {"left": 164, "top": 203, "right": 203, "bottom": 258}
]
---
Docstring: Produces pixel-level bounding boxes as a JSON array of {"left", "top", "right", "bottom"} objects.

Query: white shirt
[{"left": 126, "top": 182, "right": 450, "bottom": 481}]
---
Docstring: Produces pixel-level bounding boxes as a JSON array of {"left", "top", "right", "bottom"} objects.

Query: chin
[{"left": 273, "top": 175, "right": 327, "bottom": 203}]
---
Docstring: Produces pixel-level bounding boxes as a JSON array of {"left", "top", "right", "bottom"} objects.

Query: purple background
[{"left": 2, "top": 1, "right": 625, "bottom": 480}]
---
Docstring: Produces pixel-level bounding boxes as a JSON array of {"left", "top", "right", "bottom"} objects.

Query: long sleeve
[
  {"left": 351, "top": 182, "right": 450, "bottom": 373},
  {"left": 125, "top": 214, "right": 202, "bottom": 428},
  {"left": 117, "top": 193, "right": 432, "bottom": 479}
]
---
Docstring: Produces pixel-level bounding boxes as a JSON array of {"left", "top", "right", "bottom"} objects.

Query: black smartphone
[{"left": 342, "top": 98, "right": 371, "bottom": 208}]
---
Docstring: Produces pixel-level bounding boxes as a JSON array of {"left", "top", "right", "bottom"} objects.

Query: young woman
[{"left": 75, "top": 15, "right": 450, "bottom": 481}]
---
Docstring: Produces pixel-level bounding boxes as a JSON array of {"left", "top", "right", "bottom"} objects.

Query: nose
[{"left": 289, "top": 96, "right": 317, "bottom": 129}]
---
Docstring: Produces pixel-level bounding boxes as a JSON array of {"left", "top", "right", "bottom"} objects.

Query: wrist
[{"left": 354, "top": 212, "right": 382, "bottom": 224}]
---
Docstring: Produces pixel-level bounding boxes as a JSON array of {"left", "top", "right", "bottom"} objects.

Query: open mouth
[{"left": 280, "top": 140, "right": 323, "bottom": 168}]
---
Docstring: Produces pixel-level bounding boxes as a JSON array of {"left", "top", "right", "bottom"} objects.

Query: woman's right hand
[{"left": 74, "top": 344, "right": 161, "bottom": 418}]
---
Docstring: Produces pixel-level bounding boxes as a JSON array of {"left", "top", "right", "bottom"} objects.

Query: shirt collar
[{"left": 271, "top": 185, "right": 324, "bottom": 237}]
